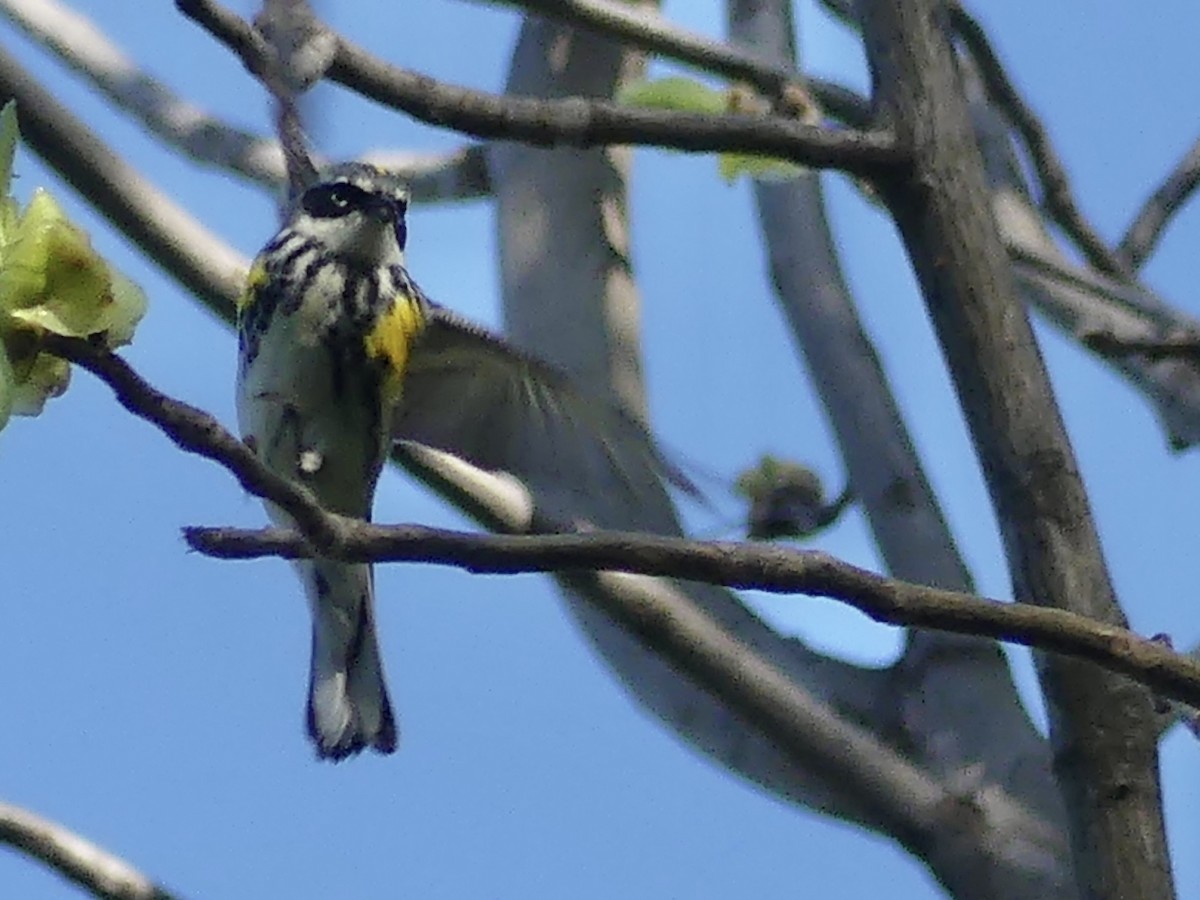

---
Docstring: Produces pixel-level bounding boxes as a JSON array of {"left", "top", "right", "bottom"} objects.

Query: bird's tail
[{"left": 298, "top": 559, "right": 397, "bottom": 760}]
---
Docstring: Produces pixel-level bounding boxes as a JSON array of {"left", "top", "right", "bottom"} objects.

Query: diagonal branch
[
  {"left": 35, "top": 334, "right": 1190, "bottom": 863},
  {"left": 0, "top": 45, "right": 245, "bottom": 318},
  {"left": 175, "top": 0, "right": 903, "bottom": 179},
  {"left": 0, "top": 801, "right": 182, "bottom": 900},
  {"left": 39, "top": 334, "right": 350, "bottom": 558},
  {"left": 473, "top": 0, "right": 873, "bottom": 126},
  {"left": 0, "top": 0, "right": 280, "bottom": 186},
  {"left": 1082, "top": 329, "right": 1200, "bottom": 364},
  {"left": 0, "top": 0, "right": 488, "bottom": 202},
  {"left": 946, "top": 3, "right": 1128, "bottom": 279},
  {"left": 1115, "top": 134, "right": 1200, "bottom": 271}
]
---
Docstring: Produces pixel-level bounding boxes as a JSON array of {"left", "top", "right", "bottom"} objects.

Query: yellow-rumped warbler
[{"left": 237, "top": 162, "right": 695, "bottom": 761}]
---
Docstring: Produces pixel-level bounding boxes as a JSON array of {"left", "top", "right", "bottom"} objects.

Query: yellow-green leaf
[
  {"left": 718, "top": 153, "right": 806, "bottom": 184},
  {"left": 2, "top": 190, "right": 118, "bottom": 336},
  {"left": 616, "top": 77, "right": 725, "bottom": 115},
  {"left": 99, "top": 269, "right": 148, "bottom": 347}
]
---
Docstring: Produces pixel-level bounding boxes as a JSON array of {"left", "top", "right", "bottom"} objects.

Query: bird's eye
[{"left": 302, "top": 182, "right": 362, "bottom": 218}]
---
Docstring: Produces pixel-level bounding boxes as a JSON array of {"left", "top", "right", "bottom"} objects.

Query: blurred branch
[
  {"left": 946, "top": 3, "right": 1127, "bottom": 278},
  {"left": 176, "top": 0, "right": 902, "bottom": 178},
  {"left": 1115, "top": 135, "right": 1200, "bottom": 271},
  {"left": 0, "top": 801, "right": 181, "bottom": 900},
  {"left": 0, "top": 45, "right": 245, "bottom": 319},
  {"left": 471, "top": 0, "right": 873, "bottom": 126},
  {"left": 1082, "top": 329, "right": 1200, "bottom": 363},
  {"left": 368, "top": 144, "right": 492, "bottom": 204},
  {"left": 0, "top": 0, "right": 487, "bottom": 201},
  {"left": 971, "top": 58, "right": 1200, "bottom": 452},
  {"left": 0, "top": 0, "right": 281, "bottom": 185},
  {"left": 728, "top": 4, "right": 1073, "bottom": 894}
]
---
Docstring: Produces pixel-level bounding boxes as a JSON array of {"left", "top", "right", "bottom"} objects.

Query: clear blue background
[{"left": 2, "top": 2, "right": 1197, "bottom": 897}]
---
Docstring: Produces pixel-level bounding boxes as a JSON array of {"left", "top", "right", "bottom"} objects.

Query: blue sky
[{"left": 2, "top": 1, "right": 1197, "bottom": 898}]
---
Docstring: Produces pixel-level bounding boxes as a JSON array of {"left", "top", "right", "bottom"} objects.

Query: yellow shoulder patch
[
  {"left": 237, "top": 258, "right": 270, "bottom": 315},
  {"left": 365, "top": 294, "right": 427, "bottom": 401}
]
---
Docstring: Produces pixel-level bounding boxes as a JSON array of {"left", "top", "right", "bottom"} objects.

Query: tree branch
[
  {"left": 1115, "top": 135, "right": 1200, "bottom": 271},
  {"left": 183, "top": 520, "right": 1200, "bottom": 712},
  {"left": 1081, "top": 329, "right": 1200, "bottom": 364},
  {"left": 0, "top": 0, "right": 281, "bottom": 185},
  {"left": 0, "top": 801, "right": 181, "bottom": 900},
  {"left": 472, "top": 0, "right": 873, "bottom": 127},
  {"left": 175, "top": 0, "right": 903, "bottom": 179},
  {"left": 37, "top": 335, "right": 1200, "bottom": 716},
  {"left": 860, "top": 2, "right": 1174, "bottom": 897},
  {"left": 946, "top": 4, "right": 1127, "bottom": 279},
  {"left": 728, "top": 4, "right": 1074, "bottom": 893},
  {"left": 47, "top": 339, "right": 991, "bottom": 841}
]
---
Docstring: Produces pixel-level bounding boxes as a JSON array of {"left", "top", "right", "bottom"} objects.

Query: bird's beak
[{"left": 364, "top": 195, "right": 397, "bottom": 224}]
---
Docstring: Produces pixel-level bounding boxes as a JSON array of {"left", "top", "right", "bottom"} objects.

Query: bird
[{"left": 237, "top": 162, "right": 697, "bottom": 761}]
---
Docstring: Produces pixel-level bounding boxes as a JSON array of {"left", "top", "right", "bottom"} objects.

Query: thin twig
[
  {"left": 1115, "top": 135, "right": 1200, "bottom": 271},
  {"left": 473, "top": 0, "right": 873, "bottom": 126},
  {"left": 0, "top": 802, "right": 182, "bottom": 900},
  {"left": 175, "top": 0, "right": 904, "bottom": 179},
  {"left": 947, "top": 3, "right": 1128, "bottom": 278}
]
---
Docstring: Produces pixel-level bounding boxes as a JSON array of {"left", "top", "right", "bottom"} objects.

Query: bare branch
[
  {"left": 36, "top": 336, "right": 1200, "bottom": 716},
  {"left": 0, "top": 46, "right": 245, "bottom": 319},
  {"left": 175, "top": 0, "right": 903, "bottom": 179},
  {"left": 727, "top": 6, "right": 1074, "bottom": 894},
  {"left": 1115, "top": 135, "right": 1200, "bottom": 271},
  {"left": 0, "top": 801, "right": 181, "bottom": 900},
  {"left": 946, "top": 3, "right": 1128, "bottom": 279},
  {"left": 471, "top": 0, "right": 872, "bottom": 126},
  {"left": 183, "top": 521, "right": 1200, "bottom": 712}
]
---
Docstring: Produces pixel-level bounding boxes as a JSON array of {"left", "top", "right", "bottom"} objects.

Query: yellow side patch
[
  {"left": 364, "top": 293, "right": 426, "bottom": 402},
  {"left": 237, "top": 258, "right": 270, "bottom": 315}
]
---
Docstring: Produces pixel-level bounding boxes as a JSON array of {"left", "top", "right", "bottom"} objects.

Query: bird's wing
[{"left": 392, "top": 308, "right": 698, "bottom": 530}]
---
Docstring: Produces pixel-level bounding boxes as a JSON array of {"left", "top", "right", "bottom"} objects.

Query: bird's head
[{"left": 286, "top": 163, "right": 410, "bottom": 268}]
